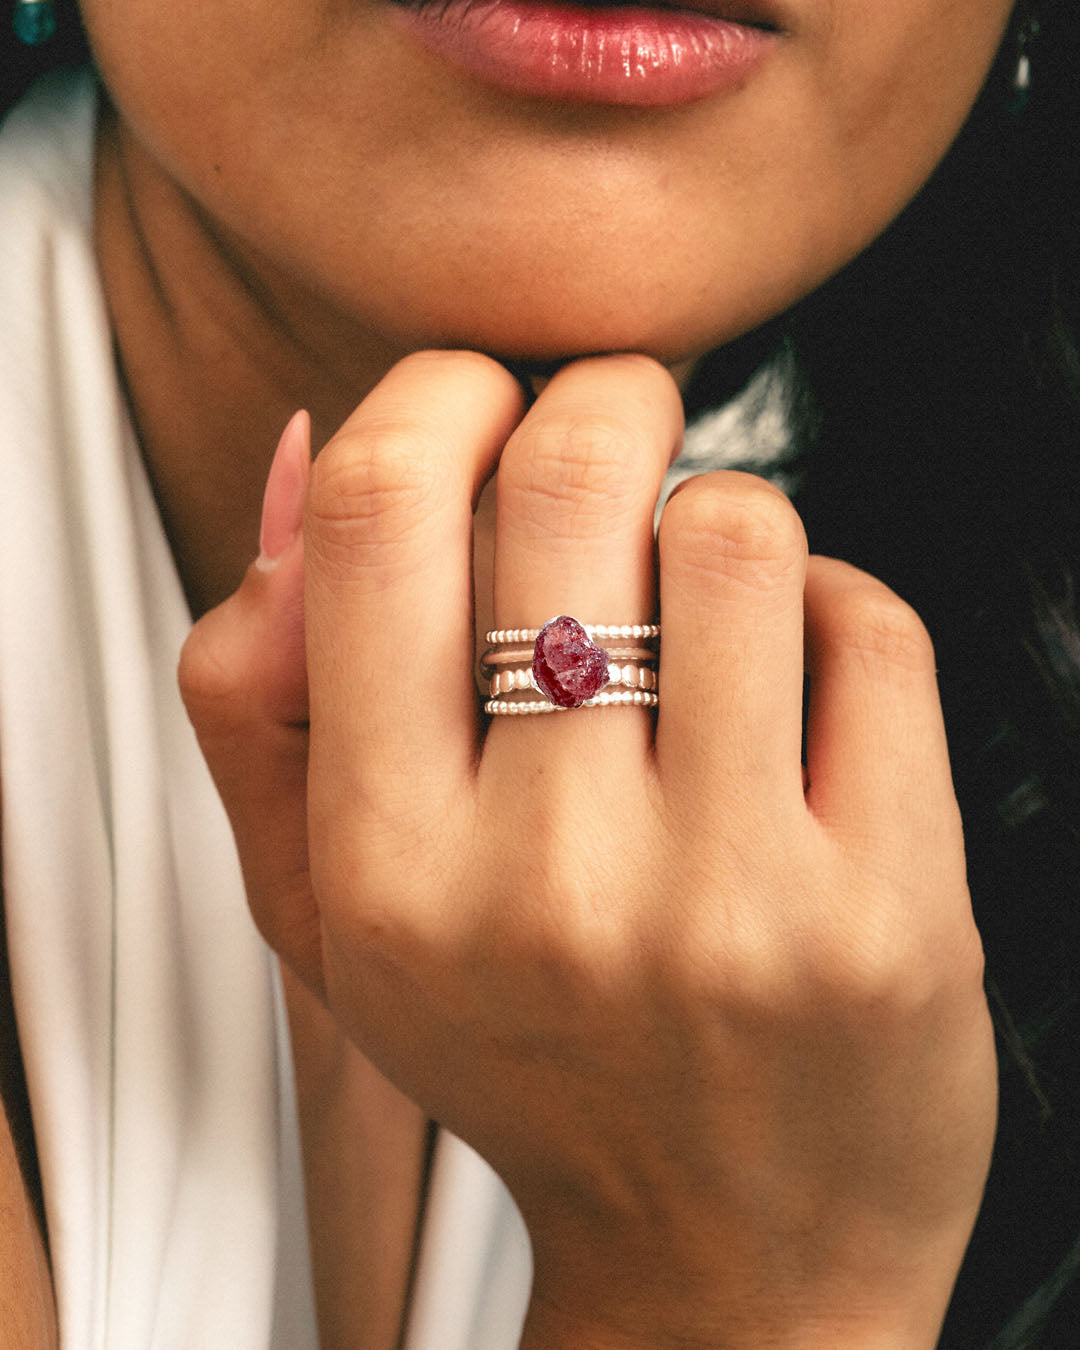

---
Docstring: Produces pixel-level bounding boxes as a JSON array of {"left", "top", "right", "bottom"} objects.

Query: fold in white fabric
[{"left": 0, "top": 70, "right": 531, "bottom": 1349}]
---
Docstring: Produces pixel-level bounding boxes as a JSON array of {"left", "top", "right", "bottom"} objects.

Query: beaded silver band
[
  {"left": 489, "top": 663, "right": 658, "bottom": 697},
  {"left": 486, "top": 690, "right": 659, "bottom": 716},
  {"left": 485, "top": 623, "right": 660, "bottom": 645}
]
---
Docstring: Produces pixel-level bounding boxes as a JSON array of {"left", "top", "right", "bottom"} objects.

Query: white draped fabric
[{"left": 0, "top": 70, "right": 531, "bottom": 1349}]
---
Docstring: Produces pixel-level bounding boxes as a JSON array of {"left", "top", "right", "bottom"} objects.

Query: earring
[
  {"left": 1009, "top": 13, "right": 1041, "bottom": 116},
  {"left": 13, "top": 0, "right": 56, "bottom": 45}
]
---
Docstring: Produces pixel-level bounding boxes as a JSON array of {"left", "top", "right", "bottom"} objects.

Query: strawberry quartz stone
[{"left": 532, "top": 616, "right": 610, "bottom": 709}]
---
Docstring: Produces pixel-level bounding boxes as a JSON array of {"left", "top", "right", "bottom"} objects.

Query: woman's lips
[{"left": 389, "top": 0, "right": 780, "bottom": 107}]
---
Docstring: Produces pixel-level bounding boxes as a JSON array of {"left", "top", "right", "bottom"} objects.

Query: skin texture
[
  {"left": 88, "top": 0, "right": 1015, "bottom": 613},
  {"left": 87, "top": 0, "right": 1016, "bottom": 361},
  {"left": 4, "top": 0, "right": 1018, "bottom": 1345}
]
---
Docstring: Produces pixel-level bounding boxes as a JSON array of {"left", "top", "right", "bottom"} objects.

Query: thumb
[{"left": 179, "top": 411, "right": 325, "bottom": 997}]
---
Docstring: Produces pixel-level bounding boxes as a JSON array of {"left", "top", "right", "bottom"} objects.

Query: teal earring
[
  {"left": 1009, "top": 14, "right": 1041, "bottom": 117},
  {"left": 13, "top": 0, "right": 56, "bottom": 45}
]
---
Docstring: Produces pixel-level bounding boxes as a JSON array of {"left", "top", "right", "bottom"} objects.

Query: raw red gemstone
[{"left": 532, "top": 616, "right": 610, "bottom": 709}]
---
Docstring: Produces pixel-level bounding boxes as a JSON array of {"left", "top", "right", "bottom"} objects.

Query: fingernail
[{"left": 257, "top": 410, "right": 311, "bottom": 570}]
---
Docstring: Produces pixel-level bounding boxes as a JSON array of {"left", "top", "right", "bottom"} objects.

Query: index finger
[{"left": 305, "top": 351, "right": 524, "bottom": 843}]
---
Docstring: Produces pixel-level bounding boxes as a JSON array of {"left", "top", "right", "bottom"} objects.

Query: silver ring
[
  {"left": 486, "top": 690, "right": 659, "bottom": 716},
  {"left": 489, "top": 663, "right": 658, "bottom": 697},
  {"left": 481, "top": 644, "right": 657, "bottom": 670},
  {"left": 485, "top": 615, "right": 661, "bottom": 712},
  {"left": 485, "top": 623, "right": 660, "bottom": 644}
]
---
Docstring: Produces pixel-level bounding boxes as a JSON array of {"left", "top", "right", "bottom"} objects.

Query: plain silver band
[
  {"left": 489, "top": 664, "right": 658, "bottom": 697},
  {"left": 485, "top": 690, "right": 659, "bottom": 715},
  {"left": 481, "top": 644, "right": 657, "bottom": 670}
]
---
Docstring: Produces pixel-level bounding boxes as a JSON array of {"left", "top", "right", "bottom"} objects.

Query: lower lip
[{"left": 389, "top": 0, "right": 777, "bottom": 106}]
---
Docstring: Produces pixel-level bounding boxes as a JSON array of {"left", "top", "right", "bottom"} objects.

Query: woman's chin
[
  {"left": 392, "top": 299, "right": 766, "bottom": 375},
  {"left": 342, "top": 248, "right": 811, "bottom": 376}
]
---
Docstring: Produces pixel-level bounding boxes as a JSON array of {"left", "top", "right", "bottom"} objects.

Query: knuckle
[
  {"left": 810, "top": 925, "right": 916, "bottom": 1011},
  {"left": 678, "top": 917, "right": 788, "bottom": 1016},
  {"left": 314, "top": 845, "right": 427, "bottom": 965},
  {"left": 322, "top": 894, "right": 439, "bottom": 1013},
  {"left": 941, "top": 918, "right": 986, "bottom": 995},
  {"left": 800, "top": 902, "right": 975, "bottom": 1025},
  {"left": 660, "top": 471, "right": 807, "bottom": 593},
  {"left": 478, "top": 884, "right": 631, "bottom": 1033},
  {"left": 177, "top": 619, "right": 248, "bottom": 730},
  {"left": 500, "top": 413, "right": 652, "bottom": 536},
  {"left": 247, "top": 866, "right": 319, "bottom": 958},
  {"left": 342, "top": 896, "right": 418, "bottom": 965},
  {"left": 494, "top": 906, "right": 598, "bottom": 997},
  {"left": 307, "top": 423, "right": 447, "bottom": 572},
  {"left": 829, "top": 586, "right": 936, "bottom": 672}
]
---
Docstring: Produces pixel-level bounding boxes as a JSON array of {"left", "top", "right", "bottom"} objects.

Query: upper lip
[
  {"left": 400, "top": 0, "right": 790, "bottom": 30},
  {"left": 581, "top": 0, "right": 787, "bottom": 27},
  {"left": 679, "top": 1, "right": 785, "bottom": 28}
]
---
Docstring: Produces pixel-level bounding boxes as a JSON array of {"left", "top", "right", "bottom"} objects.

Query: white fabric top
[{"left": 0, "top": 70, "right": 531, "bottom": 1349}]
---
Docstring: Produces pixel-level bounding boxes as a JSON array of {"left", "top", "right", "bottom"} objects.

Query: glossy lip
[{"left": 389, "top": 0, "right": 783, "bottom": 107}]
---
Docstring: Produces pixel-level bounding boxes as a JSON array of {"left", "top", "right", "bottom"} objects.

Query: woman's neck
[
  {"left": 92, "top": 99, "right": 698, "bottom": 628},
  {"left": 93, "top": 100, "right": 408, "bottom": 617}
]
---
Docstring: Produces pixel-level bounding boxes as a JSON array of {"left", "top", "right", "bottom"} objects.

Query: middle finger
[{"left": 488, "top": 355, "right": 683, "bottom": 756}]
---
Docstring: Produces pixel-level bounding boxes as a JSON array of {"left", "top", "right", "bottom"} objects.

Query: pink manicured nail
[{"left": 257, "top": 410, "right": 311, "bottom": 569}]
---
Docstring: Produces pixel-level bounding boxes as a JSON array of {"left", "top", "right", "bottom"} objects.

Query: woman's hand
[{"left": 180, "top": 351, "right": 997, "bottom": 1349}]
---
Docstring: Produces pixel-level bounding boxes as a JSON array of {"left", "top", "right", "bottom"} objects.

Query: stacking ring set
[{"left": 482, "top": 615, "right": 660, "bottom": 716}]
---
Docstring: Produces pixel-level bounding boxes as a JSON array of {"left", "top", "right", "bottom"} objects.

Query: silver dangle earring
[
  {"left": 13, "top": 0, "right": 56, "bottom": 45},
  {"left": 1010, "top": 14, "right": 1041, "bottom": 116}
]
